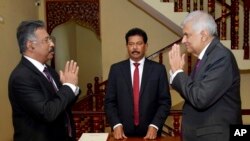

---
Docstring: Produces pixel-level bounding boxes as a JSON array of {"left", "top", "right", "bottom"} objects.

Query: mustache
[
  {"left": 132, "top": 51, "right": 140, "bottom": 54},
  {"left": 49, "top": 48, "right": 55, "bottom": 53}
]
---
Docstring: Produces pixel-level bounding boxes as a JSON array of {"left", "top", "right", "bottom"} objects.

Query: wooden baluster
[
  {"left": 193, "top": 0, "right": 198, "bottom": 11},
  {"left": 177, "top": 0, "right": 183, "bottom": 12},
  {"left": 216, "top": 21, "right": 221, "bottom": 38},
  {"left": 83, "top": 116, "right": 92, "bottom": 132},
  {"left": 87, "top": 84, "right": 94, "bottom": 110},
  {"left": 221, "top": 0, "right": 227, "bottom": 40},
  {"left": 94, "top": 77, "right": 100, "bottom": 94},
  {"left": 243, "top": 0, "right": 250, "bottom": 59},
  {"left": 200, "top": 0, "right": 204, "bottom": 10},
  {"left": 93, "top": 77, "right": 99, "bottom": 111},
  {"left": 174, "top": 0, "right": 178, "bottom": 12},
  {"left": 87, "top": 83, "right": 93, "bottom": 96},
  {"left": 96, "top": 94, "right": 104, "bottom": 111},
  {"left": 231, "top": 0, "right": 239, "bottom": 49},
  {"left": 208, "top": 0, "right": 215, "bottom": 18},
  {"left": 90, "top": 96, "right": 94, "bottom": 111},
  {"left": 187, "top": 0, "right": 191, "bottom": 12},
  {"left": 73, "top": 115, "right": 82, "bottom": 139},
  {"left": 93, "top": 115, "right": 104, "bottom": 132},
  {"left": 231, "top": 0, "right": 235, "bottom": 48},
  {"left": 234, "top": 0, "right": 239, "bottom": 49},
  {"left": 173, "top": 114, "right": 180, "bottom": 137}
]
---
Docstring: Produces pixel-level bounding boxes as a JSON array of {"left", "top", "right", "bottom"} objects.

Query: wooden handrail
[
  {"left": 242, "top": 109, "right": 250, "bottom": 115},
  {"left": 147, "top": 38, "right": 182, "bottom": 60}
]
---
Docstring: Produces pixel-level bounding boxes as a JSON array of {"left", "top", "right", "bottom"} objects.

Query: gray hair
[
  {"left": 181, "top": 10, "right": 218, "bottom": 36},
  {"left": 16, "top": 20, "right": 45, "bottom": 53}
]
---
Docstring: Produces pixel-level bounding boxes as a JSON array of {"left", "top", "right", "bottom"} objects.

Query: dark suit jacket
[
  {"left": 104, "top": 58, "right": 171, "bottom": 136},
  {"left": 8, "top": 57, "right": 78, "bottom": 141},
  {"left": 171, "top": 38, "right": 242, "bottom": 141}
]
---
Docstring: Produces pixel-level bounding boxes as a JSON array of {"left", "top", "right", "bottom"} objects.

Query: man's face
[
  {"left": 127, "top": 35, "right": 147, "bottom": 62},
  {"left": 30, "top": 28, "right": 55, "bottom": 63},
  {"left": 181, "top": 22, "right": 203, "bottom": 57}
]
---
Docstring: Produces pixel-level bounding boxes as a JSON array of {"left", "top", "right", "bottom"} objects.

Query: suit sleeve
[
  {"left": 104, "top": 65, "right": 121, "bottom": 128},
  {"left": 150, "top": 65, "right": 172, "bottom": 128}
]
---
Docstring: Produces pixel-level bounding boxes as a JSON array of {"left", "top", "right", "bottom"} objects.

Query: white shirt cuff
[
  {"left": 113, "top": 123, "right": 122, "bottom": 129},
  {"left": 63, "top": 83, "right": 80, "bottom": 96},
  {"left": 169, "top": 69, "right": 183, "bottom": 84},
  {"left": 149, "top": 124, "right": 158, "bottom": 130}
]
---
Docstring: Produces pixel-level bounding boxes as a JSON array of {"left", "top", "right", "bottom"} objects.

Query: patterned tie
[
  {"left": 43, "top": 67, "right": 72, "bottom": 137},
  {"left": 133, "top": 63, "right": 140, "bottom": 125},
  {"left": 43, "top": 67, "right": 58, "bottom": 91}
]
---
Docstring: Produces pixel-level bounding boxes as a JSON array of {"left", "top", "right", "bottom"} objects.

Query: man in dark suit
[
  {"left": 8, "top": 20, "right": 80, "bottom": 141},
  {"left": 104, "top": 28, "right": 171, "bottom": 140},
  {"left": 168, "top": 10, "right": 242, "bottom": 141}
]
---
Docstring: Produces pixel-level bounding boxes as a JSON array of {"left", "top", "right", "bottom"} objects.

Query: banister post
[{"left": 243, "top": 0, "right": 249, "bottom": 59}]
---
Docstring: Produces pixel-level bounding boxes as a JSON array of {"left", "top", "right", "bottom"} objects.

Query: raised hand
[
  {"left": 168, "top": 44, "right": 185, "bottom": 73},
  {"left": 59, "top": 60, "right": 79, "bottom": 85}
]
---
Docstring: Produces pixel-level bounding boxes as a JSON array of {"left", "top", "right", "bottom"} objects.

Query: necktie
[
  {"left": 43, "top": 67, "right": 58, "bottom": 91},
  {"left": 43, "top": 67, "right": 72, "bottom": 137},
  {"left": 192, "top": 59, "right": 201, "bottom": 78},
  {"left": 133, "top": 63, "right": 140, "bottom": 125}
]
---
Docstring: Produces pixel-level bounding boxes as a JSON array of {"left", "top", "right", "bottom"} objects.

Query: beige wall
[
  {"left": 52, "top": 22, "right": 77, "bottom": 71},
  {"left": 76, "top": 25, "right": 102, "bottom": 94},
  {"left": 0, "top": 0, "right": 38, "bottom": 140}
]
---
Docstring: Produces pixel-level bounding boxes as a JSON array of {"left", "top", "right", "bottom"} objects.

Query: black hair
[{"left": 125, "top": 27, "right": 148, "bottom": 44}]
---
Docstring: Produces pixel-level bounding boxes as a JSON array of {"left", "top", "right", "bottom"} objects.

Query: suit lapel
[
  {"left": 21, "top": 57, "right": 57, "bottom": 92},
  {"left": 120, "top": 60, "right": 133, "bottom": 95},
  {"left": 193, "top": 38, "right": 219, "bottom": 78},
  {"left": 140, "top": 59, "right": 152, "bottom": 96}
]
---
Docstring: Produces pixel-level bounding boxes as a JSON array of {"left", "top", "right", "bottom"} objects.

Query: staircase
[{"left": 129, "top": 0, "right": 250, "bottom": 70}]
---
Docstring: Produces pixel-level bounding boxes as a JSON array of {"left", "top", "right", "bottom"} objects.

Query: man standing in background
[{"left": 105, "top": 27, "right": 171, "bottom": 140}]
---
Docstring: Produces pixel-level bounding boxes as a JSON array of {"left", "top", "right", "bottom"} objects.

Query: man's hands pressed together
[{"left": 60, "top": 60, "right": 79, "bottom": 86}]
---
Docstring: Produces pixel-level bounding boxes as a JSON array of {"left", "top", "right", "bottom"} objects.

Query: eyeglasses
[{"left": 32, "top": 36, "right": 55, "bottom": 44}]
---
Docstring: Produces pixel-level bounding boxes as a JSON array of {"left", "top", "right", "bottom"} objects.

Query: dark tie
[
  {"left": 43, "top": 67, "right": 72, "bottom": 137},
  {"left": 192, "top": 59, "right": 201, "bottom": 78},
  {"left": 133, "top": 63, "right": 140, "bottom": 125},
  {"left": 43, "top": 67, "right": 58, "bottom": 91}
]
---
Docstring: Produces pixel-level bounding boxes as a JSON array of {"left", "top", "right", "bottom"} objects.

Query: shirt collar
[
  {"left": 23, "top": 55, "right": 46, "bottom": 72},
  {"left": 198, "top": 41, "right": 211, "bottom": 60},
  {"left": 130, "top": 57, "right": 145, "bottom": 66}
]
